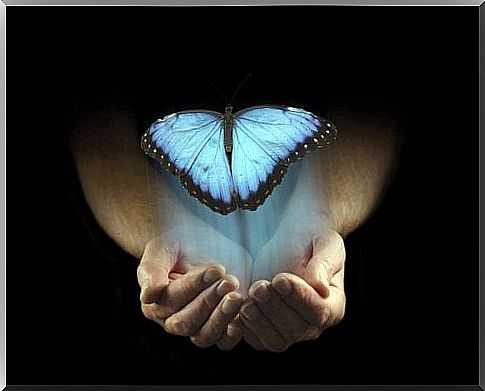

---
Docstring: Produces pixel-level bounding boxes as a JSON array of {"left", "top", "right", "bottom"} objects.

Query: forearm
[
  {"left": 69, "top": 101, "right": 168, "bottom": 259},
  {"left": 320, "top": 107, "right": 399, "bottom": 237}
]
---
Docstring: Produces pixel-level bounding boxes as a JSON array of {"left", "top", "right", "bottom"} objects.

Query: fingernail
[
  {"left": 253, "top": 283, "right": 270, "bottom": 303},
  {"left": 203, "top": 267, "right": 223, "bottom": 284},
  {"left": 221, "top": 296, "right": 241, "bottom": 316},
  {"left": 241, "top": 303, "right": 258, "bottom": 320},
  {"left": 274, "top": 277, "right": 291, "bottom": 295},
  {"left": 217, "top": 279, "right": 233, "bottom": 296}
]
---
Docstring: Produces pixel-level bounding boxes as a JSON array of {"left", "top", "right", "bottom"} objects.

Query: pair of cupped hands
[{"left": 137, "top": 226, "right": 346, "bottom": 352}]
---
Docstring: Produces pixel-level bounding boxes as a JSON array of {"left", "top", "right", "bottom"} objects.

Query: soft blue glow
[
  {"left": 147, "top": 105, "right": 334, "bottom": 288},
  {"left": 158, "top": 152, "right": 329, "bottom": 292}
]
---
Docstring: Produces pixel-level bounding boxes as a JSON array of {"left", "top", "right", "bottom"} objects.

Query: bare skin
[
  {"left": 70, "top": 95, "right": 398, "bottom": 352},
  {"left": 242, "top": 228, "right": 346, "bottom": 352}
]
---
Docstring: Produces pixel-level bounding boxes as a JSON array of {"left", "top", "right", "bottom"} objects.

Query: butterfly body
[
  {"left": 223, "top": 105, "right": 234, "bottom": 153},
  {"left": 141, "top": 105, "right": 337, "bottom": 215}
]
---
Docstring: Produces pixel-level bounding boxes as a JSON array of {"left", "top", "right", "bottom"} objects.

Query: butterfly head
[{"left": 224, "top": 105, "right": 233, "bottom": 115}]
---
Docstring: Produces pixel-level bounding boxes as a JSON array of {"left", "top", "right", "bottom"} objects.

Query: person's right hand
[{"left": 137, "top": 235, "right": 245, "bottom": 351}]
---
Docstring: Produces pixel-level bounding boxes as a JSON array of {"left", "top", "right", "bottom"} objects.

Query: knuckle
[
  {"left": 191, "top": 336, "right": 215, "bottom": 348},
  {"left": 164, "top": 316, "right": 191, "bottom": 336},
  {"left": 162, "top": 321, "right": 177, "bottom": 335},
  {"left": 141, "top": 305, "right": 154, "bottom": 320},
  {"left": 141, "top": 303, "right": 161, "bottom": 322},
  {"left": 142, "top": 302, "right": 171, "bottom": 321},
  {"left": 169, "top": 311, "right": 210, "bottom": 337},
  {"left": 193, "top": 329, "right": 221, "bottom": 348},
  {"left": 141, "top": 304, "right": 170, "bottom": 331}
]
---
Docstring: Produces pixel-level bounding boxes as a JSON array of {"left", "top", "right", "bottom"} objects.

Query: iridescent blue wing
[
  {"left": 141, "top": 111, "right": 237, "bottom": 214},
  {"left": 231, "top": 105, "right": 337, "bottom": 210}
]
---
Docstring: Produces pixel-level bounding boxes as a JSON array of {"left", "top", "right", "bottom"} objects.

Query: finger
[
  {"left": 304, "top": 230, "right": 346, "bottom": 298},
  {"left": 249, "top": 280, "right": 316, "bottom": 344},
  {"left": 165, "top": 275, "right": 239, "bottom": 336},
  {"left": 272, "top": 273, "right": 330, "bottom": 328},
  {"left": 329, "top": 259, "right": 345, "bottom": 291},
  {"left": 217, "top": 316, "right": 244, "bottom": 351},
  {"left": 191, "top": 291, "right": 244, "bottom": 348},
  {"left": 240, "top": 301, "right": 289, "bottom": 353},
  {"left": 137, "top": 237, "right": 179, "bottom": 304},
  {"left": 158, "top": 264, "right": 226, "bottom": 318},
  {"left": 314, "top": 233, "right": 347, "bottom": 328},
  {"left": 242, "top": 325, "right": 266, "bottom": 351},
  {"left": 326, "top": 269, "right": 347, "bottom": 328}
]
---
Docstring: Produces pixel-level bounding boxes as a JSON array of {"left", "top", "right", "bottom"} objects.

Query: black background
[{"left": 8, "top": 6, "right": 478, "bottom": 386}]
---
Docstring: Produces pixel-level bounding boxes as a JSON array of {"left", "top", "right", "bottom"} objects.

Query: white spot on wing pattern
[{"left": 141, "top": 105, "right": 337, "bottom": 214}]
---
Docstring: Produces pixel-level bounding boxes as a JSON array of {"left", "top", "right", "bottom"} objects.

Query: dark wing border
[
  {"left": 179, "top": 172, "right": 238, "bottom": 215},
  {"left": 233, "top": 105, "right": 338, "bottom": 212},
  {"left": 140, "top": 110, "right": 238, "bottom": 215}
]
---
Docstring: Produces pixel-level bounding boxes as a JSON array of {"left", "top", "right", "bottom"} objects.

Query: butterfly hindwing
[
  {"left": 232, "top": 105, "right": 337, "bottom": 210},
  {"left": 180, "top": 127, "right": 237, "bottom": 214},
  {"left": 142, "top": 105, "right": 337, "bottom": 215},
  {"left": 141, "top": 111, "right": 237, "bottom": 214}
]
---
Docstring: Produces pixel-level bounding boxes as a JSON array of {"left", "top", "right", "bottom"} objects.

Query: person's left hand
[{"left": 240, "top": 228, "right": 346, "bottom": 352}]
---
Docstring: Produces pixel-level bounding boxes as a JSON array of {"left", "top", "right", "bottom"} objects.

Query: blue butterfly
[{"left": 141, "top": 104, "right": 337, "bottom": 215}]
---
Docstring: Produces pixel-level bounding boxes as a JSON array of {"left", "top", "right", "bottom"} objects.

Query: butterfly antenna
[
  {"left": 203, "top": 78, "right": 227, "bottom": 105},
  {"left": 229, "top": 73, "right": 252, "bottom": 105}
]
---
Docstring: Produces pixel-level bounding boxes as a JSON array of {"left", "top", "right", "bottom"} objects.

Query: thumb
[
  {"left": 137, "top": 236, "right": 179, "bottom": 304},
  {"left": 304, "top": 230, "right": 345, "bottom": 299},
  {"left": 304, "top": 257, "right": 331, "bottom": 299}
]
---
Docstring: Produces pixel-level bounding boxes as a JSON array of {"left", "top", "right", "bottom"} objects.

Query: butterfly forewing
[
  {"left": 231, "top": 105, "right": 337, "bottom": 210},
  {"left": 141, "top": 110, "right": 237, "bottom": 214},
  {"left": 141, "top": 105, "right": 337, "bottom": 215}
]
